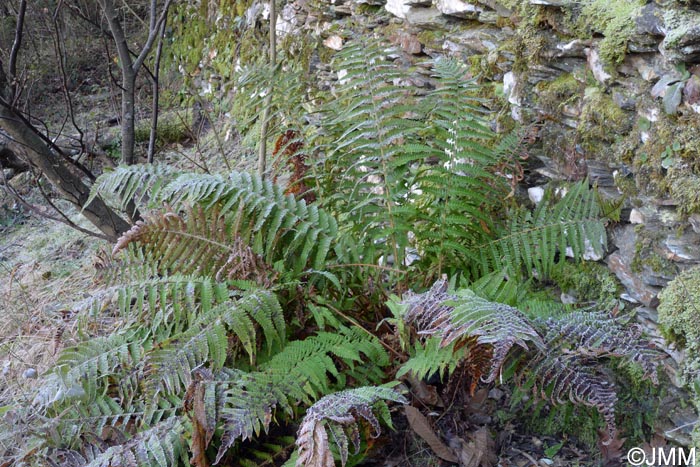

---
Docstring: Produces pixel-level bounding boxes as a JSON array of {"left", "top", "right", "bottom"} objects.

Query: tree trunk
[
  {"left": 121, "top": 74, "right": 136, "bottom": 165},
  {"left": 0, "top": 103, "right": 131, "bottom": 241}
]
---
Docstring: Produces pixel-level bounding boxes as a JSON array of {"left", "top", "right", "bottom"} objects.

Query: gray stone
[
  {"left": 22, "top": 368, "right": 37, "bottom": 379},
  {"left": 406, "top": 7, "right": 447, "bottom": 27},
  {"left": 613, "top": 90, "right": 636, "bottom": 110},
  {"left": 585, "top": 48, "right": 612, "bottom": 85},
  {"left": 435, "top": 0, "right": 481, "bottom": 18},
  {"left": 664, "top": 230, "right": 700, "bottom": 262}
]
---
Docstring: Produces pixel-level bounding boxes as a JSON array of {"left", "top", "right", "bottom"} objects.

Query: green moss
[
  {"left": 577, "top": 87, "right": 633, "bottom": 160},
  {"left": 535, "top": 72, "right": 581, "bottom": 114},
  {"left": 666, "top": 169, "right": 700, "bottom": 217},
  {"left": 578, "top": 0, "right": 644, "bottom": 65},
  {"left": 550, "top": 260, "right": 621, "bottom": 308},
  {"left": 658, "top": 265, "right": 700, "bottom": 444},
  {"left": 658, "top": 266, "right": 700, "bottom": 347}
]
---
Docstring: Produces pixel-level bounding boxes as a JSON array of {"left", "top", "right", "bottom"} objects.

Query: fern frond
[
  {"left": 182, "top": 326, "right": 390, "bottom": 464},
  {"left": 295, "top": 386, "right": 407, "bottom": 467},
  {"left": 401, "top": 279, "right": 544, "bottom": 382},
  {"left": 473, "top": 180, "right": 607, "bottom": 279},
  {"left": 83, "top": 417, "right": 187, "bottom": 467},
  {"left": 113, "top": 206, "right": 278, "bottom": 286},
  {"left": 114, "top": 171, "right": 337, "bottom": 277},
  {"left": 53, "top": 328, "right": 147, "bottom": 402},
  {"left": 537, "top": 310, "right": 661, "bottom": 384},
  {"left": 146, "top": 291, "right": 286, "bottom": 397},
  {"left": 88, "top": 163, "right": 177, "bottom": 212},
  {"left": 396, "top": 336, "right": 468, "bottom": 381}
]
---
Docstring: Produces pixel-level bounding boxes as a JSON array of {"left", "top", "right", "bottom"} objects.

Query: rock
[
  {"left": 608, "top": 252, "right": 660, "bottom": 306},
  {"left": 435, "top": 0, "right": 481, "bottom": 18},
  {"left": 565, "top": 236, "right": 605, "bottom": 261},
  {"left": 529, "top": 0, "right": 570, "bottom": 6},
  {"left": 613, "top": 90, "right": 636, "bottom": 110},
  {"left": 664, "top": 230, "right": 700, "bottom": 262},
  {"left": 450, "top": 28, "right": 503, "bottom": 54},
  {"left": 684, "top": 75, "right": 700, "bottom": 107},
  {"left": 635, "top": 3, "right": 665, "bottom": 37},
  {"left": 607, "top": 225, "right": 662, "bottom": 307},
  {"left": 323, "top": 35, "right": 344, "bottom": 50},
  {"left": 585, "top": 48, "right": 612, "bottom": 85},
  {"left": 627, "top": 54, "right": 661, "bottom": 81},
  {"left": 390, "top": 31, "right": 422, "bottom": 54},
  {"left": 661, "top": 9, "right": 700, "bottom": 62},
  {"left": 689, "top": 214, "right": 700, "bottom": 233},
  {"left": 528, "top": 186, "right": 545, "bottom": 204},
  {"left": 22, "top": 368, "right": 37, "bottom": 379},
  {"left": 406, "top": 8, "right": 447, "bottom": 27}
]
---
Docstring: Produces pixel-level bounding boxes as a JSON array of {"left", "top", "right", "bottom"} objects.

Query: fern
[
  {"left": 295, "top": 386, "right": 407, "bottom": 467},
  {"left": 400, "top": 278, "right": 544, "bottom": 383},
  {"left": 87, "top": 163, "right": 177, "bottom": 212},
  {"left": 315, "top": 39, "right": 425, "bottom": 272},
  {"left": 82, "top": 417, "right": 188, "bottom": 467},
  {"left": 398, "top": 279, "right": 662, "bottom": 444},
  {"left": 106, "top": 169, "right": 338, "bottom": 278},
  {"left": 183, "top": 326, "right": 391, "bottom": 464},
  {"left": 473, "top": 180, "right": 607, "bottom": 279}
]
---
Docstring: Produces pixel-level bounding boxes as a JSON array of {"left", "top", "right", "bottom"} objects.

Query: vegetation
[{"left": 0, "top": 0, "right": 683, "bottom": 465}]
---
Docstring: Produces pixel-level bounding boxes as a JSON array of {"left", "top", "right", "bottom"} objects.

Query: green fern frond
[
  {"left": 146, "top": 290, "right": 285, "bottom": 397},
  {"left": 182, "top": 326, "right": 390, "bottom": 464},
  {"left": 295, "top": 386, "right": 407, "bottom": 467},
  {"left": 396, "top": 336, "right": 468, "bottom": 381},
  {"left": 473, "top": 180, "right": 607, "bottom": 279},
  {"left": 113, "top": 171, "right": 337, "bottom": 278},
  {"left": 53, "top": 328, "right": 147, "bottom": 402}
]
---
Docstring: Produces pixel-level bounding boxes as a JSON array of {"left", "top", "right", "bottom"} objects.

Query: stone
[
  {"left": 689, "top": 214, "right": 700, "bottom": 233},
  {"left": 390, "top": 31, "right": 422, "bottom": 54},
  {"left": 435, "top": 0, "right": 481, "bottom": 18},
  {"left": 406, "top": 8, "right": 447, "bottom": 27},
  {"left": 661, "top": 9, "right": 700, "bottom": 62},
  {"left": 22, "top": 368, "right": 37, "bottom": 379},
  {"left": 528, "top": 186, "right": 545, "bottom": 204},
  {"left": 664, "top": 230, "right": 700, "bottom": 262},
  {"left": 607, "top": 225, "right": 662, "bottom": 307},
  {"left": 613, "top": 90, "right": 636, "bottom": 110},
  {"left": 323, "top": 35, "right": 344, "bottom": 50},
  {"left": 585, "top": 48, "right": 612, "bottom": 85},
  {"left": 683, "top": 75, "right": 700, "bottom": 107},
  {"left": 385, "top": 0, "right": 410, "bottom": 18},
  {"left": 450, "top": 28, "right": 503, "bottom": 54}
]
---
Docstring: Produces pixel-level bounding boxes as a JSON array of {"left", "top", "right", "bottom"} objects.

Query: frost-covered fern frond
[
  {"left": 473, "top": 180, "right": 607, "bottom": 279},
  {"left": 515, "top": 310, "right": 661, "bottom": 443},
  {"left": 400, "top": 279, "right": 544, "bottom": 382},
  {"left": 537, "top": 310, "right": 661, "bottom": 383},
  {"left": 82, "top": 417, "right": 187, "bottom": 467},
  {"left": 295, "top": 386, "right": 407, "bottom": 467},
  {"left": 87, "top": 163, "right": 177, "bottom": 212}
]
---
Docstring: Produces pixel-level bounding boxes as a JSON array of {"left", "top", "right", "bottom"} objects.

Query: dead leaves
[
  {"left": 405, "top": 406, "right": 458, "bottom": 463},
  {"left": 405, "top": 405, "right": 497, "bottom": 467}
]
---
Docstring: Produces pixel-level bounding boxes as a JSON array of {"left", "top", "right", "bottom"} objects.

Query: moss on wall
[
  {"left": 658, "top": 266, "right": 700, "bottom": 443},
  {"left": 550, "top": 260, "right": 621, "bottom": 308}
]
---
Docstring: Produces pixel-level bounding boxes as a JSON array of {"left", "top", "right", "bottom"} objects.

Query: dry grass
[{"left": 0, "top": 201, "right": 105, "bottom": 408}]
